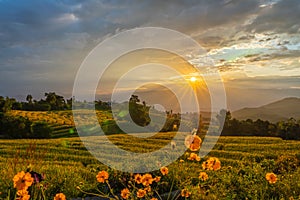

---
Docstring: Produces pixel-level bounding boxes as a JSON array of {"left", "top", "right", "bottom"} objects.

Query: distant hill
[{"left": 232, "top": 97, "right": 300, "bottom": 122}]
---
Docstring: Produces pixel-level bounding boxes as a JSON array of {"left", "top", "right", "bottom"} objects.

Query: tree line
[
  {"left": 0, "top": 93, "right": 299, "bottom": 140},
  {"left": 0, "top": 92, "right": 72, "bottom": 112},
  {"left": 0, "top": 92, "right": 113, "bottom": 112},
  {"left": 218, "top": 110, "right": 300, "bottom": 140}
]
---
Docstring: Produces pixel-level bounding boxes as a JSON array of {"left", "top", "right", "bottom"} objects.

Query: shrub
[
  {"left": 0, "top": 114, "right": 31, "bottom": 138},
  {"left": 30, "top": 122, "right": 52, "bottom": 139}
]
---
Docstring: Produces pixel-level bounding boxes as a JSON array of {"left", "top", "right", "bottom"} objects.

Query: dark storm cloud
[
  {"left": 248, "top": 0, "right": 300, "bottom": 34},
  {"left": 0, "top": 0, "right": 262, "bottom": 48},
  {"left": 0, "top": 1, "right": 77, "bottom": 47}
]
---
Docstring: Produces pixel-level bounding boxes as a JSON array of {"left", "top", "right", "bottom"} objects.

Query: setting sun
[{"left": 190, "top": 77, "right": 197, "bottom": 82}]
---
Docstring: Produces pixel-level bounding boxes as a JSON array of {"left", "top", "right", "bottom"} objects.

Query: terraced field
[
  {"left": 8, "top": 110, "right": 114, "bottom": 138},
  {"left": 0, "top": 134, "right": 300, "bottom": 199}
]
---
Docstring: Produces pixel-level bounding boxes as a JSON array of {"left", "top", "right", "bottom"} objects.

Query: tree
[
  {"left": 277, "top": 118, "right": 300, "bottom": 140},
  {"left": 2, "top": 97, "right": 13, "bottom": 113},
  {"left": 30, "top": 122, "right": 52, "bottom": 139},
  {"left": 0, "top": 115, "right": 31, "bottom": 138},
  {"left": 45, "top": 92, "right": 66, "bottom": 110},
  {"left": 26, "top": 94, "right": 33, "bottom": 104},
  {"left": 218, "top": 110, "right": 233, "bottom": 135},
  {"left": 129, "top": 95, "right": 150, "bottom": 127},
  {"left": 0, "top": 96, "right": 5, "bottom": 111}
]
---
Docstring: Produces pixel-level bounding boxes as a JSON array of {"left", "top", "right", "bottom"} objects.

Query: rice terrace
[{"left": 0, "top": 94, "right": 300, "bottom": 200}]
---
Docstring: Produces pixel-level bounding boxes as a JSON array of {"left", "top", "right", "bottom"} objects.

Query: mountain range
[{"left": 232, "top": 97, "right": 300, "bottom": 122}]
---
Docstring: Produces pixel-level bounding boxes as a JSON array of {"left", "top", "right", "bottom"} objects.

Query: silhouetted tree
[
  {"left": 26, "top": 94, "right": 33, "bottom": 104},
  {"left": 2, "top": 97, "right": 13, "bottom": 113},
  {"left": 129, "top": 95, "right": 150, "bottom": 127}
]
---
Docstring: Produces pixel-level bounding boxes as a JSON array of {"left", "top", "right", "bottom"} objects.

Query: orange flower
[
  {"left": 199, "top": 172, "right": 208, "bottom": 181},
  {"left": 53, "top": 193, "right": 66, "bottom": 200},
  {"left": 266, "top": 173, "right": 277, "bottom": 184},
  {"left": 151, "top": 198, "right": 158, "bottom": 200},
  {"left": 154, "top": 176, "right": 161, "bottom": 182},
  {"left": 134, "top": 174, "right": 143, "bottom": 184},
  {"left": 13, "top": 171, "right": 34, "bottom": 191},
  {"left": 144, "top": 186, "right": 151, "bottom": 192},
  {"left": 202, "top": 157, "right": 221, "bottom": 171},
  {"left": 141, "top": 174, "right": 153, "bottom": 186},
  {"left": 160, "top": 167, "right": 169, "bottom": 176},
  {"left": 213, "top": 160, "right": 221, "bottom": 171},
  {"left": 96, "top": 171, "right": 109, "bottom": 183},
  {"left": 137, "top": 189, "right": 146, "bottom": 198},
  {"left": 181, "top": 189, "right": 191, "bottom": 198},
  {"left": 16, "top": 190, "right": 30, "bottom": 200},
  {"left": 121, "top": 188, "right": 130, "bottom": 199},
  {"left": 188, "top": 153, "right": 201, "bottom": 161},
  {"left": 185, "top": 135, "right": 202, "bottom": 151}
]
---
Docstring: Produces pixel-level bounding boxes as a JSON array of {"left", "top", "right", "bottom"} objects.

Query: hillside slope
[{"left": 232, "top": 97, "right": 300, "bottom": 122}]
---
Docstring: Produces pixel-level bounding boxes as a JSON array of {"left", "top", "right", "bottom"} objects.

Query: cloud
[
  {"left": 248, "top": 0, "right": 300, "bottom": 34},
  {"left": 0, "top": 0, "right": 299, "bottom": 110}
]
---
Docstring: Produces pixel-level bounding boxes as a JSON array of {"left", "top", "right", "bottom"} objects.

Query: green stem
[
  {"left": 154, "top": 190, "right": 163, "bottom": 200},
  {"left": 167, "top": 178, "right": 175, "bottom": 200},
  {"left": 77, "top": 187, "right": 111, "bottom": 199},
  {"left": 41, "top": 186, "right": 47, "bottom": 200},
  {"left": 172, "top": 192, "right": 181, "bottom": 200},
  {"left": 106, "top": 181, "right": 119, "bottom": 200}
]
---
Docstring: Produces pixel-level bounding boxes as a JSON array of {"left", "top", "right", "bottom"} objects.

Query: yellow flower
[
  {"left": 160, "top": 167, "right": 169, "bottom": 176},
  {"left": 179, "top": 159, "right": 184, "bottom": 163},
  {"left": 137, "top": 189, "right": 146, "bottom": 198},
  {"left": 185, "top": 135, "right": 202, "bottom": 151},
  {"left": 96, "top": 171, "right": 109, "bottom": 183},
  {"left": 121, "top": 188, "right": 130, "bottom": 199},
  {"left": 188, "top": 153, "right": 201, "bottom": 161},
  {"left": 202, "top": 157, "right": 221, "bottom": 171},
  {"left": 13, "top": 171, "right": 34, "bottom": 191},
  {"left": 199, "top": 172, "right": 208, "bottom": 181},
  {"left": 181, "top": 189, "right": 191, "bottom": 198},
  {"left": 53, "top": 193, "right": 66, "bottom": 200},
  {"left": 266, "top": 173, "right": 277, "bottom": 184},
  {"left": 141, "top": 174, "right": 153, "bottom": 186},
  {"left": 134, "top": 174, "right": 143, "bottom": 184},
  {"left": 16, "top": 190, "right": 30, "bottom": 200}
]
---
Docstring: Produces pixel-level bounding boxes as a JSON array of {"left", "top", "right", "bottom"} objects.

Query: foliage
[
  {"left": 30, "top": 122, "right": 52, "bottom": 139},
  {"left": 218, "top": 110, "right": 300, "bottom": 140},
  {"left": 0, "top": 113, "right": 31, "bottom": 138},
  {"left": 277, "top": 118, "right": 300, "bottom": 140},
  {"left": 0, "top": 113, "right": 53, "bottom": 139},
  {"left": 129, "top": 95, "right": 151, "bottom": 127}
]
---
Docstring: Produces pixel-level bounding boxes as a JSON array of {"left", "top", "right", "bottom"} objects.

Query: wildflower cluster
[
  {"left": 188, "top": 152, "right": 201, "bottom": 161},
  {"left": 82, "top": 167, "right": 169, "bottom": 199},
  {"left": 185, "top": 134, "right": 202, "bottom": 152},
  {"left": 12, "top": 170, "right": 66, "bottom": 200},
  {"left": 198, "top": 172, "right": 208, "bottom": 181},
  {"left": 13, "top": 171, "right": 34, "bottom": 200},
  {"left": 202, "top": 157, "right": 221, "bottom": 171}
]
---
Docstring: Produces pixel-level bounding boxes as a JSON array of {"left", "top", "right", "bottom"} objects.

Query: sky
[{"left": 0, "top": 0, "right": 300, "bottom": 111}]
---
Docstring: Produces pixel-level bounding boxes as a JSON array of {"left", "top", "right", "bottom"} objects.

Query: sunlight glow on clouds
[{"left": 0, "top": 0, "right": 299, "bottom": 109}]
